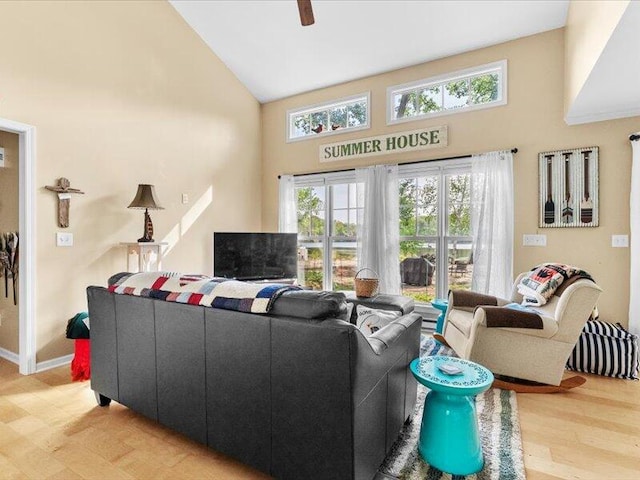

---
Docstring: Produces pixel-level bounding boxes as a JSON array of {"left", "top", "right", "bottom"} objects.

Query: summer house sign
[{"left": 320, "top": 126, "right": 447, "bottom": 162}]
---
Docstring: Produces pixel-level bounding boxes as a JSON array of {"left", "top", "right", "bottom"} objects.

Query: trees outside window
[
  {"left": 388, "top": 61, "right": 506, "bottom": 125},
  {"left": 288, "top": 93, "right": 370, "bottom": 141},
  {"left": 295, "top": 182, "right": 362, "bottom": 291},
  {"left": 398, "top": 165, "right": 472, "bottom": 303},
  {"left": 292, "top": 162, "right": 473, "bottom": 304}
]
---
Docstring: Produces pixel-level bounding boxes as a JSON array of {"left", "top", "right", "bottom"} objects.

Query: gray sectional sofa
[{"left": 87, "top": 282, "right": 421, "bottom": 480}]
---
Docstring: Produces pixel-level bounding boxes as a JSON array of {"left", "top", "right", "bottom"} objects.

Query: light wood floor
[{"left": 1, "top": 358, "right": 639, "bottom": 480}]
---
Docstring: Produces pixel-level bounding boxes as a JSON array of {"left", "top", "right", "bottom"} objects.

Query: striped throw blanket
[{"left": 108, "top": 272, "right": 300, "bottom": 314}]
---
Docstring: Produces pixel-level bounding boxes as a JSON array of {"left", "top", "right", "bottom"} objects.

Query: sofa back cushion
[{"left": 269, "top": 290, "right": 349, "bottom": 320}]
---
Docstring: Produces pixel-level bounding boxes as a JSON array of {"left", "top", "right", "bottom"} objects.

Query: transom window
[
  {"left": 287, "top": 93, "right": 370, "bottom": 142},
  {"left": 387, "top": 60, "right": 507, "bottom": 125}
]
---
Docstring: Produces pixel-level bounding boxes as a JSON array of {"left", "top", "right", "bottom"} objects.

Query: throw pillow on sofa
[{"left": 356, "top": 305, "right": 401, "bottom": 336}]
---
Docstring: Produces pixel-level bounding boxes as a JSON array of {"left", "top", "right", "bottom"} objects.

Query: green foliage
[
  {"left": 448, "top": 174, "right": 471, "bottom": 236},
  {"left": 297, "top": 187, "right": 325, "bottom": 236},
  {"left": 329, "top": 106, "right": 348, "bottom": 128},
  {"left": 399, "top": 178, "right": 417, "bottom": 236},
  {"left": 395, "top": 72, "right": 499, "bottom": 119},
  {"left": 311, "top": 111, "right": 327, "bottom": 129},
  {"left": 470, "top": 74, "right": 498, "bottom": 104},
  {"left": 347, "top": 102, "right": 367, "bottom": 127},
  {"left": 304, "top": 270, "right": 323, "bottom": 289},
  {"left": 403, "top": 290, "right": 433, "bottom": 303},
  {"left": 446, "top": 80, "right": 469, "bottom": 99},
  {"left": 293, "top": 114, "right": 310, "bottom": 135},
  {"left": 334, "top": 220, "right": 356, "bottom": 237},
  {"left": 400, "top": 241, "right": 421, "bottom": 258},
  {"left": 333, "top": 281, "right": 354, "bottom": 291},
  {"left": 307, "top": 247, "right": 322, "bottom": 261}
]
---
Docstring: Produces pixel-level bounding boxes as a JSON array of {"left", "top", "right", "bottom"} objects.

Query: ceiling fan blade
[{"left": 297, "top": 0, "right": 315, "bottom": 26}]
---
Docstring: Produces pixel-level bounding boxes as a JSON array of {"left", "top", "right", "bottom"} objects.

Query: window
[
  {"left": 295, "top": 173, "right": 362, "bottom": 291},
  {"left": 292, "top": 160, "right": 473, "bottom": 304},
  {"left": 398, "top": 160, "right": 473, "bottom": 303},
  {"left": 287, "top": 93, "right": 370, "bottom": 142},
  {"left": 387, "top": 61, "right": 507, "bottom": 125}
]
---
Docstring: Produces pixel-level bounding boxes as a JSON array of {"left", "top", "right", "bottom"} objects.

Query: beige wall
[
  {"left": 0, "top": 131, "right": 19, "bottom": 353},
  {"left": 564, "top": 0, "right": 629, "bottom": 114},
  {"left": 0, "top": 1, "right": 262, "bottom": 362},
  {"left": 262, "top": 28, "right": 639, "bottom": 327}
]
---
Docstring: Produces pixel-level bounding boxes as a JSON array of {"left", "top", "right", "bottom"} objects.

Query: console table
[{"left": 120, "top": 242, "right": 167, "bottom": 273}]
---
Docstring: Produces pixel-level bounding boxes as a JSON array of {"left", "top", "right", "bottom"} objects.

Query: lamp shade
[{"left": 128, "top": 184, "right": 164, "bottom": 210}]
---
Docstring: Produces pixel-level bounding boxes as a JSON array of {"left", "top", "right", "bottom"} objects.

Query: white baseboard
[
  {"left": 0, "top": 348, "right": 73, "bottom": 374},
  {"left": 0, "top": 346, "right": 19, "bottom": 364},
  {"left": 35, "top": 354, "right": 73, "bottom": 373}
]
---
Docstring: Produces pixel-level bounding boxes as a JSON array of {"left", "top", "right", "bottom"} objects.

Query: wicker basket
[{"left": 354, "top": 268, "right": 379, "bottom": 298}]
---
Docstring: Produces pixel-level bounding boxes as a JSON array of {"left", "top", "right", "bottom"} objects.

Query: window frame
[
  {"left": 292, "top": 158, "right": 473, "bottom": 300},
  {"left": 398, "top": 158, "right": 473, "bottom": 298},
  {"left": 294, "top": 171, "right": 360, "bottom": 291},
  {"left": 386, "top": 60, "right": 507, "bottom": 125},
  {"left": 286, "top": 92, "right": 371, "bottom": 143}
]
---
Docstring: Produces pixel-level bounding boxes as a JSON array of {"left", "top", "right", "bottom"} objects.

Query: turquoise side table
[
  {"left": 431, "top": 298, "right": 448, "bottom": 334},
  {"left": 409, "top": 356, "right": 494, "bottom": 476}
]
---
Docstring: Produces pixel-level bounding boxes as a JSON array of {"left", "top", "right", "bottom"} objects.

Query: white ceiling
[
  {"left": 170, "top": 0, "right": 569, "bottom": 103},
  {"left": 566, "top": 1, "right": 640, "bottom": 125}
]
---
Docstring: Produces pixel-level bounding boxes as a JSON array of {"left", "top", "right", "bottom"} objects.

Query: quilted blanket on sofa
[{"left": 108, "top": 271, "right": 300, "bottom": 314}]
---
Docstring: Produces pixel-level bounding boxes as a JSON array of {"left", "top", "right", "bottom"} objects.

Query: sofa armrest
[
  {"left": 474, "top": 305, "right": 543, "bottom": 329},
  {"left": 472, "top": 307, "right": 558, "bottom": 339},
  {"left": 366, "top": 313, "right": 422, "bottom": 355},
  {"left": 449, "top": 290, "right": 504, "bottom": 311}
]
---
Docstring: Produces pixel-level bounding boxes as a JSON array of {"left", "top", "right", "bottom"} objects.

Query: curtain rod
[
  {"left": 631, "top": 134, "right": 640, "bottom": 141},
  {"left": 278, "top": 148, "right": 518, "bottom": 179}
]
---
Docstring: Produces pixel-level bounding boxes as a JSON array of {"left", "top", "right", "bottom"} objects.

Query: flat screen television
[{"left": 213, "top": 232, "right": 298, "bottom": 281}]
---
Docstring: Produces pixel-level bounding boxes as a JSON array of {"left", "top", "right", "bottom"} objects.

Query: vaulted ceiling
[
  {"left": 170, "top": 0, "right": 569, "bottom": 103},
  {"left": 170, "top": 1, "right": 639, "bottom": 125}
]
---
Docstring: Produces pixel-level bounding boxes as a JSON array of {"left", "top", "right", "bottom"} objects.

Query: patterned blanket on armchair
[
  {"left": 517, "top": 263, "right": 593, "bottom": 306},
  {"left": 108, "top": 272, "right": 300, "bottom": 314}
]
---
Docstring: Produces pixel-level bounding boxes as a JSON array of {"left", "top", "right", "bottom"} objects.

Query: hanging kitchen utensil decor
[{"left": 538, "top": 146, "right": 598, "bottom": 228}]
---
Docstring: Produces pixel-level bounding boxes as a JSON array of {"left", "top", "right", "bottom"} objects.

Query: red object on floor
[{"left": 71, "top": 339, "right": 91, "bottom": 381}]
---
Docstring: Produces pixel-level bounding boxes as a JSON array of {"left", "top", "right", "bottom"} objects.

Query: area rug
[{"left": 377, "top": 336, "right": 525, "bottom": 480}]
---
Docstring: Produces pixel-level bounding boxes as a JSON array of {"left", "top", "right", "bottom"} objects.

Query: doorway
[{"left": 0, "top": 117, "right": 36, "bottom": 375}]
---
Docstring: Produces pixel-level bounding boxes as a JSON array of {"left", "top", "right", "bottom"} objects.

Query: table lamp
[{"left": 128, "top": 184, "right": 164, "bottom": 242}]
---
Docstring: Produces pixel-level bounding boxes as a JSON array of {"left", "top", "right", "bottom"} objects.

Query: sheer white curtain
[
  {"left": 356, "top": 164, "right": 401, "bottom": 295},
  {"left": 278, "top": 175, "right": 297, "bottom": 233},
  {"left": 629, "top": 135, "right": 640, "bottom": 335},
  {"left": 470, "top": 150, "right": 514, "bottom": 298}
]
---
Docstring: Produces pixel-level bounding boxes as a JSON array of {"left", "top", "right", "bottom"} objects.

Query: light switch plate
[
  {"left": 182, "top": 193, "right": 189, "bottom": 204},
  {"left": 56, "top": 232, "right": 73, "bottom": 247},
  {"left": 612, "top": 235, "right": 629, "bottom": 248},
  {"left": 523, "top": 234, "right": 547, "bottom": 247}
]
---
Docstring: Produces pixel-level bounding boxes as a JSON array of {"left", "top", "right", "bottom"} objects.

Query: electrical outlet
[
  {"left": 612, "top": 235, "right": 629, "bottom": 248},
  {"left": 523, "top": 234, "right": 547, "bottom": 247},
  {"left": 56, "top": 232, "right": 73, "bottom": 247},
  {"left": 182, "top": 193, "right": 189, "bottom": 204}
]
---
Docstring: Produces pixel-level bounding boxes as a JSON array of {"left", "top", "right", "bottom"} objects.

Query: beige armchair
[{"left": 442, "top": 272, "right": 602, "bottom": 386}]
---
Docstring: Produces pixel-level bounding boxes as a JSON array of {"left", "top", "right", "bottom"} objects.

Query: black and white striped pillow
[{"left": 567, "top": 320, "right": 639, "bottom": 380}]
